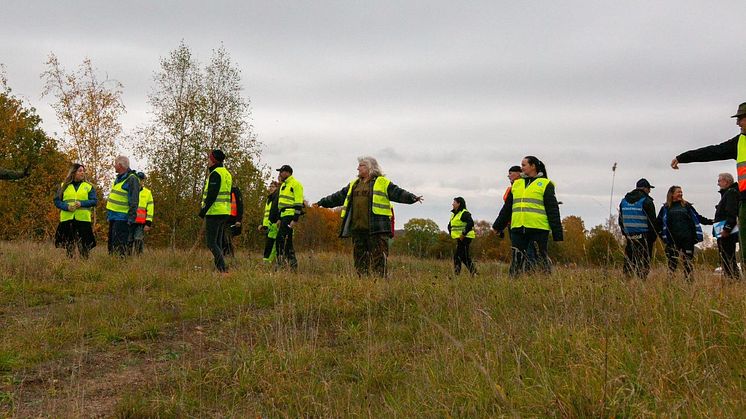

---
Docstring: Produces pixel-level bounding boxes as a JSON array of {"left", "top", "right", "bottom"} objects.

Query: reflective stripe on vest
[
  {"left": 450, "top": 209, "right": 475, "bottom": 239},
  {"left": 278, "top": 176, "right": 303, "bottom": 218},
  {"left": 620, "top": 197, "right": 648, "bottom": 234},
  {"left": 262, "top": 200, "right": 272, "bottom": 227},
  {"left": 511, "top": 178, "right": 551, "bottom": 230},
  {"left": 202, "top": 167, "right": 232, "bottom": 215},
  {"left": 230, "top": 192, "right": 238, "bottom": 217},
  {"left": 340, "top": 177, "right": 392, "bottom": 219},
  {"left": 737, "top": 135, "right": 746, "bottom": 192},
  {"left": 106, "top": 173, "right": 135, "bottom": 214},
  {"left": 135, "top": 187, "right": 154, "bottom": 224},
  {"left": 59, "top": 182, "right": 93, "bottom": 222}
]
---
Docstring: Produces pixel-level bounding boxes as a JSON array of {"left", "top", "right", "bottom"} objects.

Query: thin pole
[{"left": 608, "top": 162, "right": 617, "bottom": 230}]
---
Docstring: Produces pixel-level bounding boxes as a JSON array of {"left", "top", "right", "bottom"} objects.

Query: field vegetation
[{"left": 1, "top": 241, "right": 745, "bottom": 417}]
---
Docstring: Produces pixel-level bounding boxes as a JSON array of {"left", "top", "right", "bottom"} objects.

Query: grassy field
[{"left": 1, "top": 241, "right": 745, "bottom": 417}]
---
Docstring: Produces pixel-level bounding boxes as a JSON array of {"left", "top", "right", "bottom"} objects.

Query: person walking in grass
[
  {"left": 106, "top": 156, "right": 140, "bottom": 257},
  {"left": 198, "top": 149, "right": 232, "bottom": 273},
  {"left": 132, "top": 171, "right": 154, "bottom": 255},
  {"left": 493, "top": 156, "right": 563, "bottom": 277},
  {"left": 259, "top": 180, "right": 281, "bottom": 263},
  {"left": 448, "top": 197, "right": 477, "bottom": 276},
  {"left": 712, "top": 173, "right": 740, "bottom": 280},
  {"left": 54, "top": 163, "right": 97, "bottom": 258},
  {"left": 671, "top": 101, "right": 746, "bottom": 269},
  {"left": 656, "top": 186, "right": 713, "bottom": 281},
  {"left": 275, "top": 164, "right": 304, "bottom": 271},
  {"left": 314, "top": 156, "right": 423, "bottom": 278},
  {"left": 618, "top": 178, "right": 660, "bottom": 279}
]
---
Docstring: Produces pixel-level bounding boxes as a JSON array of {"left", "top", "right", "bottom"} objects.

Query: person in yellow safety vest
[
  {"left": 671, "top": 101, "right": 746, "bottom": 278},
  {"left": 447, "top": 197, "right": 477, "bottom": 276},
  {"left": 222, "top": 186, "right": 244, "bottom": 257},
  {"left": 314, "top": 156, "right": 423, "bottom": 277},
  {"left": 53, "top": 163, "right": 98, "bottom": 258},
  {"left": 106, "top": 155, "right": 140, "bottom": 257},
  {"left": 493, "top": 156, "right": 563, "bottom": 277},
  {"left": 198, "top": 149, "right": 232, "bottom": 273},
  {"left": 275, "top": 164, "right": 304, "bottom": 271},
  {"left": 132, "top": 171, "right": 154, "bottom": 255},
  {"left": 258, "top": 180, "right": 281, "bottom": 263}
]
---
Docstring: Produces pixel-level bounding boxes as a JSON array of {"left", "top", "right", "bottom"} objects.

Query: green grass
[{"left": 1, "top": 240, "right": 745, "bottom": 417}]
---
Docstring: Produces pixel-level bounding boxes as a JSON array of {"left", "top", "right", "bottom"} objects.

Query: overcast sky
[{"left": 2, "top": 0, "right": 746, "bottom": 231}]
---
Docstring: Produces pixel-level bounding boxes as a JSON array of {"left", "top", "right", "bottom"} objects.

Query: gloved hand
[
  {"left": 198, "top": 208, "right": 207, "bottom": 218},
  {"left": 498, "top": 230, "right": 505, "bottom": 239}
]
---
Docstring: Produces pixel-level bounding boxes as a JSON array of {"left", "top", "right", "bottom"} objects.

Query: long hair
[
  {"left": 453, "top": 196, "right": 467, "bottom": 211},
  {"left": 59, "top": 163, "right": 84, "bottom": 200},
  {"left": 665, "top": 185, "right": 688, "bottom": 207},
  {"left": 524, "top": 155, "right": 548, "bottom": 178},
  {"left": 358, "top": 156, "right": 385, "bottom": 177}
]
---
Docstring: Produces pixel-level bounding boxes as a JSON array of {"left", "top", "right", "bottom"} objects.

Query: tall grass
[{"left": 0, "top": 241, "right": 744, "bottom": 417}]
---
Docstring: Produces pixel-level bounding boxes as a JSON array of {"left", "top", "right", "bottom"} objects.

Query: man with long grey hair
[{"left": 315, "top": 156, "right": 423, "bottom": 277}]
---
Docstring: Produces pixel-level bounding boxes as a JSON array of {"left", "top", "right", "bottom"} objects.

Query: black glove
[
  {"left": 198, "top": 208, "right": 207, "bottom": 218},
  {"left": 498, "top": 230, "right": 505, "bottom": 239}
]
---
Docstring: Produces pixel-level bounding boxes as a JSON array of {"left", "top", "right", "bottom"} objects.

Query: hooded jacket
[{"left": 618, "top": 188, "right": 660, "bottom": 237}]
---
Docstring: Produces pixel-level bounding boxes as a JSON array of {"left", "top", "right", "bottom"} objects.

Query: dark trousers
[
  {"left": 623, "top": 234, "right": 655, "bottom": 279},
  {"left": 509, "top": 228, "right": 550, "bottom": 277},
  {"left": 453, "top": 238, "right": 476, "bottom": 275},
  {"left": 718, "top": 234, "right": 739, "bottom": 279},
  {"left": 108, "top": 220, "right": 131, "bottom": 257},
  {"left": 665, "top": 242, "right": 694, "bottom": 280},
  {"left": 132, "top": 224, "right": 145, "bottom": 255},
  {"left": 55, "top": 220, "right": 95, "bottom": 259},
  {"left": 351, "top": 231, "right": 389, "bottom": 277},
  {"left": 276, "top": 217, "right": 297, "bottom": 270},
  {"left": 205, "top": 215, "right": 228, "bottom": 272},
  {"left": 222, "top": 231, "right": 235, "bottom": 257}
]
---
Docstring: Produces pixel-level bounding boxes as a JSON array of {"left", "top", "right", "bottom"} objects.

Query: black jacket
[
  {"left": 714, "top": 183, "right": 739, "bottom": 233},
  {"left": 492, "top": 177, "right": 563, "bottom": 241},
  {"left": 657, "top": 202, "right": 713, "bottom": 246},
  {"left": 317, "top": 176, "right": 418, "bottom": 237},
  {"left": 676, "top": 134, "right": 746, "bottom": 200},
  {"left": 618, "top": 188, "right": 660, "bottom": 237}
]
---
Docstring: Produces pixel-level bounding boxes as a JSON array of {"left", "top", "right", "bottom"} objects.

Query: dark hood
[{"left": 623, "top": 188, "right": 650, "bottom": 204}]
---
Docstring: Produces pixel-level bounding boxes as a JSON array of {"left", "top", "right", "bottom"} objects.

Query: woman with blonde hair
[
  {"left": 53, "top": 163, "right": 98, "bottom": 258},
  {"left": 656, "top": 185, "right": 712, "bottom": 280}
]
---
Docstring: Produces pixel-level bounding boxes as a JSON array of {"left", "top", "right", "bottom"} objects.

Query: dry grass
[{"left": 1, "top": 240, "right": 745, "bottom": 417}]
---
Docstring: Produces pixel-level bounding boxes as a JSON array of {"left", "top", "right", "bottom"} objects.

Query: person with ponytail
[
  {"left": 493, "top": 156, "right": 563, "bottom": 276},
  {"left": 53, "top": 163, "right": 98, "bottom": 258}
]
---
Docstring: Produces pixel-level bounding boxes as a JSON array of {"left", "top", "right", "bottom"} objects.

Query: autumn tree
[
  {"left": 471, "top": 219, "right": 511, "bottom": 262},
  {"left": 550, "top": 215, "right": 588, "bottom": 264},
  {"left": 294, "top": 207, "right": 344, "bottom": 252},
  {"left": 0, "top": 77, "right": 68, "bottom": 239},
  {"left": 136, "top": 42, "right": 266, "bottom": 248},
  {"left": 41, "top": 54, "right": 125, "bottom": 189},
  {"left": 392, "top": 218, "right": 442, "bottom": 258}
]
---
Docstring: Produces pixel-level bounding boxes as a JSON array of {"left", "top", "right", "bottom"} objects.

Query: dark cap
[
  {"left": 276, "top": 164, "right": 293, "bottom": 174},
  {"left": 636, "top": 178, "right": 654, "bottom": 189},
  {"left": 135, "top": 171, "right": 146, "bottom": 180},
  {"left": 731, "top": 102, "right": 746, "bottom": 118},
  {"left": 508, "top": 165, "right": 521, "bottom": 173},
  {"left": 210, "top": 149, "right": 225, "bottom": 162}
]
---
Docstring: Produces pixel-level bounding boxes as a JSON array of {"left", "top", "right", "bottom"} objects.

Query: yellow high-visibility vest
[
  {"left": 278, "top": 175, "right": 303, "bottom": 218},
  {"left": 450, "top": 209, "right": 475, "bottom": 239},
  {"left": 202, "top": 167, "right": 232, "bottom": 215},
  {"left": 59, "top": 182, "right": 94, "bottom": 222},
  {"left": 511, "top": 178, "right": 552, "bottom": 230},
  {"left": 340, "top": 176, "right": 392, "bottom": 218},
  {"left": 136, "top": 187, "right": 154, "bottom": 224},
  {"left": 736, "top": 135, "right": 746, "bottom": 192},
  {"left": 106, "top": 173, "right": 136, "bottom": 214}
]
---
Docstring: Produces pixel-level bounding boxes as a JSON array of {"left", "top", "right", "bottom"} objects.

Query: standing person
[
  {"left": 275, "top": 165, "right": 304, "bottom": 271},
  {"left": 132, "top": 172, "right": 154, "bottom": 255},
  {"left": 222, "top": 186, "right": 244, "bottom": 257},
  {"left": 656, "top": 186, "right": 713, "bottom": 281},
  {"left": 259, "top": 180, "right": 281, "bottom": 263},
  {"left": 315, "top": 156, "right": 423, "bottom": 277},
  {"left": 493, "top": 156, "right": 563, "bottom": 276},
  {"left": 198, "top": 149, "right": 232, "bottom": 273},
  {"left": 53, "top": 163, "right": 97, "bottom": 258},
  {"left": 448, "top": 197, "right": 477, "bottom": 276},
  {"left": 503, "top": 165, "right": 522, "bottom": 203},
  {"left": 106, "top": 156, "right": 139, "bottom": 257},
  {"left": 671, "top": 101, "right": 746, "bottom": 266},
  {"left": 618, "top": 178, "right": 660, "bottom": 279},
  {"left": 712, "top": 173, "right": 740, "bottom": 280}
]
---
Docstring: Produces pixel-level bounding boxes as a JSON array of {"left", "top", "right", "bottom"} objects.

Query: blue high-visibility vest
[{"left": 620, "top": 197, "right": 649, "bottom": 235}]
